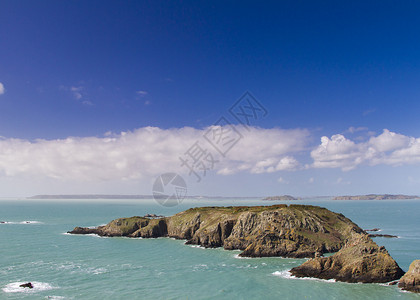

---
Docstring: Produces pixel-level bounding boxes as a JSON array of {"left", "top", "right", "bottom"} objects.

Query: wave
[
  {"left": 188, "top": 244, "right": 207, "bottom": 249},
  {"left": 272, "top": 270, "right": 336, "bottom": 282},
  {"left": 0, "top": 220, "right": 43, "bottom": 224},
  {"left": 2, "top": 281, "right": 55, "bottom": 293},
  {"left": 234, "top": 254, "right": 249, "bottom": 259},
  {"left": 63, "top": 232, "right": 109, "bottom": 238},
  {"left": 56, "top": 262, "right": 107, "bottom": 275}
]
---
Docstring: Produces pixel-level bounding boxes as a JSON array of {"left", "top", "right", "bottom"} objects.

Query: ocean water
[{"left": 1, "top": 198, "right": 420, "bottom": 300}]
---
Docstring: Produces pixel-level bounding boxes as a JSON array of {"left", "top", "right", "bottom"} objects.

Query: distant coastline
[
  {"left": 333, "top": 194, "right": 420, "bottom": 200},
  {"left": 27, "top": 194, "right": 259, "bottom": 200},
  {"left": 26, "top": 193, "right": 420, "bottom": 201},
  {"left": 262, "top": 195, "right": 301, "bottom": 201}
]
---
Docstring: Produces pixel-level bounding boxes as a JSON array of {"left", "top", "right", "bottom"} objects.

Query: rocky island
[
  {"left": 262, "top": 195, "right": 300, "bottom": 201},
  {"left": 333, "top": 194, "right": 420, "bottom": 200},
  {"left": 69, "top": 204, "right": 413, "bottom": 288}
]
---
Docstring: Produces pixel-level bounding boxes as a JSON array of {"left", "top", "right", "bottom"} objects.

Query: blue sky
[{"left": 1, "top": 1, "right": 420, "bottom": 197}]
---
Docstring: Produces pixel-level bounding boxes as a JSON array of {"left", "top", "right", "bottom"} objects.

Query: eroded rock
[
  {"left": 290, "top": 234, "right": 404, "bottom": 283},
  {"left": 398, "top": 260, "right": 420, "bottom": 293}
]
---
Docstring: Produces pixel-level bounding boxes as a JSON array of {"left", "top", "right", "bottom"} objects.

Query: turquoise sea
[{"left": 1, "top": 198, "right": 420, "bottom": 299}]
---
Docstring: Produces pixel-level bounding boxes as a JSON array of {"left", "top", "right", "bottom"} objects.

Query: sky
[{"left": 1, "top": 0, "right": 420, "bottom": 198}]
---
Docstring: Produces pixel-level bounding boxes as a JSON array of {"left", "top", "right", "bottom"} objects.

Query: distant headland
[
  {"left": 262, "top": 195, "right": 301, "bottom": 201},
  {"left": 333, "top": 194, "right": 420, "bottom": 200}
]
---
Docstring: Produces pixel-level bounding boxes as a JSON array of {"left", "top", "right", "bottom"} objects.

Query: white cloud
[
  {"left": 311, "top": 134, "right": 364, "bottom": 171},
  {"left": 4, "top": 125, "right": 418, "bottom": 184},
  {"left": 136, "top": 90, "right": 148, "bottom": 96},
  {"left": 218, "top": 127, "right": 308, "bottom": 174},
  {"left": 70, "top": 86, "right": 83, "bottom": 100},
  {"left": 311, "top": 129, "right": 420, "bottom": 170},
  {"left": 335, "top": 177, "right": 351, "bottom": 185},
  {"left": 363, "top": 108, "right": 376, "bottom": 116},
  {"left": 0, "top": 126, "right": 309, "bottom": 182},
  {"left": 82, "top": 100, "right": 93, "bottom": 106},
  {"left": 60, "top": 85, "right": 85, "bottom": 100},
  {"left": 346, "top": 126, "right": 368, "bottom": 134},
  {"left": 368, "top": 129, "right": 411, "bottom": 152},
  {"left": 250, "top": 156, "right": 299, "bottom": 173},
  {"left": 277, "top": 177, "right": 289, "bottom": 184},
  {"left": 0, "top": 82, "right": 5, "bottom": 95}
]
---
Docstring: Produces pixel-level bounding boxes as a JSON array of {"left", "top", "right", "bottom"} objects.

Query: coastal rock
[
  {"left": 68, "top": 217, "right": 167, "bottom": 238},
  {"left": 144, "top": 213, "right": 164, "bottom": 218},
  {"left": 368, "top": 234, "right": 398, "bottom": 238},
  {"left": 398, "top": 260, "right": 420, "bottom": 293},
  {"left": 290, "top": 234, "right": 404, "bottom": 283},
  {"left": 68, "top": 226, "right": 99, "bottom": 235},
  {"left": 19, "top": 282, "right": 33, "bottom": 289},
  {"left": 365, "top": 228, "right": 380, "bottom": 232}
]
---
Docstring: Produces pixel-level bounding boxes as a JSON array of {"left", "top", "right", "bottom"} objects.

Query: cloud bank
[
  {"left": 311, "top": 129, "right": 420, "bottom": 170},
  {"left": 1, "top": 127, "right": 419, "bottom": 183},
  {"left": 0, "top": 82, "right": 5, "bottom": 95},
  {"left": 0, "top": 126, "right": 309, "bottom": 181}
]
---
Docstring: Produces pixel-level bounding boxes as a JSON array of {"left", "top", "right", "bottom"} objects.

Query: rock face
[
  {"left": 68, "top": 204, "right": 404, "bottom": 283},
  {"left": 398, "top": 260, "right": 420, "bottom": 293},
  {"left": 290, "top": 234, "right": 404, "bottom": 283}
]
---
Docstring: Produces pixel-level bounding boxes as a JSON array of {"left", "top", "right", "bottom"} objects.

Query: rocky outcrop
[
  {"left": 68, "top": 204, "right": 404, "bottom": 283},
  {"left": 368, "top": 234, "right": 398, "bottom": 238},
  {"left": 68, "top": 216, "right": 168, "bottom": 238},
  {"left": 365, "top": 228, "right": 380, "bottom": 232},
  {"left": 398, "top": 260, "right": 420, "bottom": 293},
  {"left": 19, "top": 283, "right": 33, "bottom": 289},
  {"left": 290, "top": 234, "right": 404, "bottom": 283}
]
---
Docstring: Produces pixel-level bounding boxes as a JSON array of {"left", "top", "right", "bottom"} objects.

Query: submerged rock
[
  {"left": 398, "top": 260, "right": 420, "bottom": 293},
  {"left": 69, "top": 204, "right": 405, "bottom": 283}
]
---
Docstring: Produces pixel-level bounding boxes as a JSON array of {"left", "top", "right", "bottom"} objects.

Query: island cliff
[{"left": 69, "top": 204, "right": 405, "bottom": 284}]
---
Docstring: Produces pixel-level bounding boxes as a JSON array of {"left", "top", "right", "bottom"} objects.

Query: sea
[{"left": 1, "top": 198, "right": 419, "bottom": 300}]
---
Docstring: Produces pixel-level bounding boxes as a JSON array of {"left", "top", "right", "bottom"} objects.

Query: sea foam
[
  {"left": 0, "top": 220, "right": 43, "bottom": 224},
  {"left": 272, "top": 270, "right": 336, "bottom": 282},
  {"left": 2, "top": 281, "right": 55, "bottom": 293}
]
